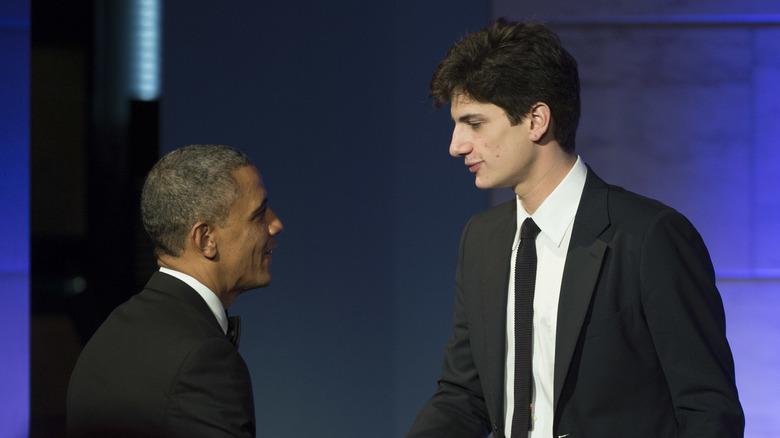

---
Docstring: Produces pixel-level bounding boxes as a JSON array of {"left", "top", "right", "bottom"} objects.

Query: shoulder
[
  {"left": 584, "top": 168, "right": 691, "bottom": 231},
  {"left": 456, "top": 199, "right": 516, "bottom": 249},
  {"left": 465, "top": 199, "right": 515, "bottom": 231},
  {"left": 581, "top": 173, "right": 709, "bottom": 265},
  {"left": 99, "top": 285, "right": 219, "bottom": 341},
  {"left": 608, "top": 185, "right": 679, "bottom": 223},
  {"left": 72, "top": 282, "right": 228, "bottom": 385},
  {"left": 607, "top": 184, "right": 698, "bottom": 238}
]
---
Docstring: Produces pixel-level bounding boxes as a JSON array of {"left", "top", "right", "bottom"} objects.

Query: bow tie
[{"left": 226, "top": 315, "right": 241, "bottom": 348}]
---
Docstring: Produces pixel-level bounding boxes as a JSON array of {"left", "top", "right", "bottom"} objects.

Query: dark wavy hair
[
  {"left": 430, "top": 18, "right": 580, "bottom": 152},
  {"left": 141, "top": 144, "right": 252, "bottom": 257}
]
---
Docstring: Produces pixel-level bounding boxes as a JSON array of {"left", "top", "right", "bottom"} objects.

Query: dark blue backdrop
[{"left": 161, "top": 2, "right": 487, "bottom": 436}]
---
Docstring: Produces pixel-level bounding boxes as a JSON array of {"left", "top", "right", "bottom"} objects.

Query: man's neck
[
  {"left": 157, "top": 256, "right": 235, "bottom": 308},
  {"left": 514, "top": 151, "right": 577, "bottom": 215}
]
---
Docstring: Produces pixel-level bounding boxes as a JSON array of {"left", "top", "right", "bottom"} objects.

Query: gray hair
[{"left": 141, "top": 144, "right": 253, "bottom": 257}]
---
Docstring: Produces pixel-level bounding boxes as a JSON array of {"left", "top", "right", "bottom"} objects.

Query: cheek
[{"left": 252, "top": 227, "right": 269, "bottom": 247}]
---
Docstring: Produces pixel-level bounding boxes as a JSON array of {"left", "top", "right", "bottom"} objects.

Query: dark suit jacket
[
  {"left": 67, "top": 272, "right": 256, "bottom": 438},
  {"left": 408, "top": 169, "right": 744, "bottom": 438}
]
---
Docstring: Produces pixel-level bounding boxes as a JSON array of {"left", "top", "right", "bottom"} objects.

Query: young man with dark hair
[{"left": 408, "top": 19, "right": 743, "bottom": 438}]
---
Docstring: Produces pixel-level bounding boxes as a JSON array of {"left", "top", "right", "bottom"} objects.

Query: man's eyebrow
[{"left": 453, "top": 113, "right": 484, "bottom": 123}]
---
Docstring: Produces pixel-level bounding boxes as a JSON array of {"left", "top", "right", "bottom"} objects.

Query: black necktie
[
  {"left": 512, "top": 218, "right": 541, "bottom": 437},
  {"left": 226, "top": 315, "right": 241, "bottom": 348}
]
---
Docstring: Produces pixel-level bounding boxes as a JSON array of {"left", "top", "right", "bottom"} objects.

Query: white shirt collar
[
  {"left": 516, "top": 156, "right": 587, "bottom": 247},
  {"left": 158, "top": 267, "right": 229, "bottom": 334}
]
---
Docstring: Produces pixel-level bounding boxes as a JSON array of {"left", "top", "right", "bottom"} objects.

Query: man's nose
[
  {"left": 268, "top": 209, "right": 283, "bottom": 235},
  {"left": 449, "top": 126, "right": 472, "bottom": 157}
]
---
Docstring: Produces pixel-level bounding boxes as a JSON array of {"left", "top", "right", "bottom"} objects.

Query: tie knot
[{"left": 521, "top": 218, "right": 541, "bottom": 240}]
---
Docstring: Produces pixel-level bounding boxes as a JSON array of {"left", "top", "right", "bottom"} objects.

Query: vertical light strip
[{"left": 129, "top": 0, "right": 161, "bottom": 100}]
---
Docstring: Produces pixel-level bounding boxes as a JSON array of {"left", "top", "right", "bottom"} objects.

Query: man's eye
[{"left": 468, "top": 122, "right": 482, "bottom": 129}]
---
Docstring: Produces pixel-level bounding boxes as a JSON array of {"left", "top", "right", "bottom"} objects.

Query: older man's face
[{"left": 215, "top": 165, "right": 283, "bottom": 293}]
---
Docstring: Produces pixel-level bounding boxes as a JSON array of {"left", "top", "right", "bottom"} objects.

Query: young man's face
[{"left": 449, "top": 94, "right": 537, "bottom": 192}]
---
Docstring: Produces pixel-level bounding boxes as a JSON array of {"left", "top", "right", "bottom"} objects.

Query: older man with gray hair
[{"left": 67, "top": 144, "right": 283, "bottom": 437}]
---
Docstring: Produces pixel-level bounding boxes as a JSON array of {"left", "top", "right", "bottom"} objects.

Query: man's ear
[
  {"left": 191, "top": 222, "right": 217, "bottom": 259},
  {"left": 528, "top": 102, "right": 552, "bottom": 142}
]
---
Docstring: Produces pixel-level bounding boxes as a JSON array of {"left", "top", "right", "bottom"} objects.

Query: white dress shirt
[
  {"left": 158, "top": 267, "right": 229, "bottom": 334},
  {"left": 504, "top": 157, "right": 587, "bottom": 438}
]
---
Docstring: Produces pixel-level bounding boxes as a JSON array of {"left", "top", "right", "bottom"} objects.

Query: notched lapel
[
  {"left": 472, "top": 201, "right": 516, "bottom": 418},
  {"left": 553, "top": 169, "right": 610, "bottom": 409}
]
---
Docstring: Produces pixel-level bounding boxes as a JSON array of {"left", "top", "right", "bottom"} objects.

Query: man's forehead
[
  {"left": 235, "top": 164, "right": 263, "bottom": 186},
  {"left": 234, "top": 166, "right": 267, "bottom": 202},
  {"left": 450, "top": 96, "right": 503, "bottom": 119}
]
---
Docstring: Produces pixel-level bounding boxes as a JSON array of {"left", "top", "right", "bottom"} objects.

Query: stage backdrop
[
  {"left": 0, "top": 0, "right": 30, "bottom": 436},
  {"left": 162, "top": 1, "right": 487, "bottom": 436}
]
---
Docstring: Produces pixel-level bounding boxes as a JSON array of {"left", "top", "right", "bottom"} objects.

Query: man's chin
[
  {"left": 254, "top": 274, "right": 272, "bottom": 289},
  {"left": 238, "top": 275, "right": 272, "bottom": 292},
  {"left": 474, "top": 179, "right": 498, "bottom": 190}
]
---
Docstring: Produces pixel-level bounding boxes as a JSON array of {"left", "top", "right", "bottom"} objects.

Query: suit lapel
[
  {"left": 476, "top": 201, "right": 517, "bottom": 422},
  {"left": 553, "top": 169, "right": 610, "bottom": 409}
]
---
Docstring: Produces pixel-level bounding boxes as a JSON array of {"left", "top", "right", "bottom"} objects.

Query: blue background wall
[
  {"left": 161, "top": 2, "right": 487, "bottom": 436},
  {"left": 0, "top": 0, "right": 29, "bottom": 436}
]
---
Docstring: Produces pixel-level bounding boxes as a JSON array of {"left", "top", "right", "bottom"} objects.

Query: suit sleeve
[
  {"left": 167, "top": 337, "right": 256, "bottom": 438},
  {"left": 641, "top": 210, "right": 744, "bottom": 437},
  {"left": 407, "top": 219, "right": 492, "bottom": 438}
]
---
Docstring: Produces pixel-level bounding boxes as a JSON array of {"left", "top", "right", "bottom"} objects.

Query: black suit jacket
[
  {"left": 408, "top": 169, "right": 744, "bottom": 437},
  {"left": 67, "top": 272, "right": 256, "bottom": 437}
]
